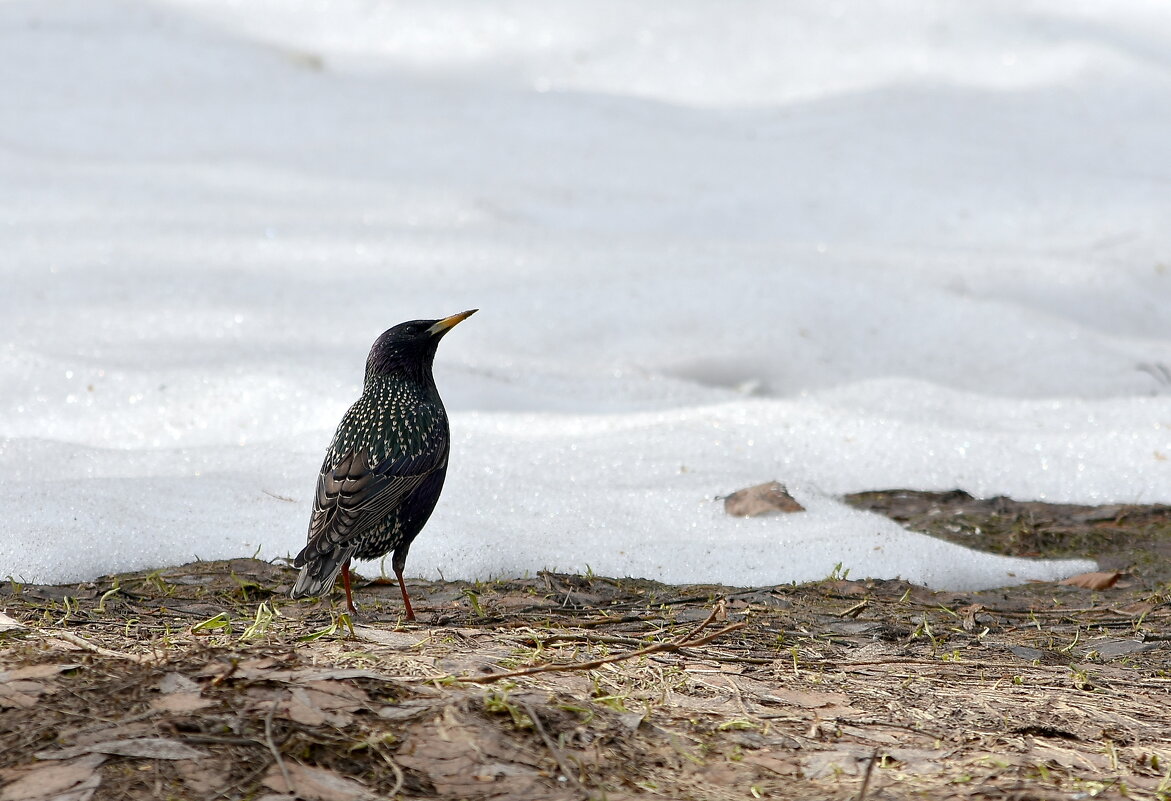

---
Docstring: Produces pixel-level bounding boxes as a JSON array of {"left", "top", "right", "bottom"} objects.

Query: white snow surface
[{"left": 3, "top": 1, "right": 1170, "bottom": 590}]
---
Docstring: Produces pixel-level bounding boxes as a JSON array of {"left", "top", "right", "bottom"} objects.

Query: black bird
[{"left": 291, "top": 310, "right": 477, "bottom": 620}]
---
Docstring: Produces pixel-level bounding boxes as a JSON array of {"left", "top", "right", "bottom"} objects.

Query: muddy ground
[{"left": 2, "top": 490, "right": 1170, "bottom": 801}]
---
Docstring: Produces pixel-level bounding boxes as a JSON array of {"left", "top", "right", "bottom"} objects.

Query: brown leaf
[
  {"left": 761, "top": 688, "right": 852, "bottom": 710},
  {"left": 298, "top": 681, "right": 369, "bottom": 711},
  {"left": 156, "top": 672, "right": 200, "bottom": 694},
  {"left": 262, "top": 762, "right": 374, "bottom": 801},
  {"left": 396, "top": 705, "right": 546, "bottom": 798},
  {"left": 36, "top": 738, "right": 206, "bottom": 761},
  {"left": 740, "top": 752, "right": 799, "bottom": 777},
  {"left": 1058, "top": 571, "right": 1121, "bottom": 590},
  {"left": 800, "top": 745, "right": 873, "bottom": 779},
  {"left": 150, "top": 693, "right": 215, "bottom": 714},
  {"left": 1, "top": 664, "right": 81, "bottom": 682},
  {"left": 724, "top": 481, "right": 805, "bottom": 517},
  {"left": 1, "top": 662, "right": 79, "bottom": 709},
  {"left": 0, "top": 754, "right": 104, "bottom": 801},
  {"left": 283, "top": 689, "right": 328, "bottom": 726},
  {"left": 957, "top": 603, "right": 984, "bottom": 632},
  {"left": 1115, "top": 601, "right": 1154, "bottom": 617},
  {"left": 175, "top": 759, "right": 230, "bottom": 796},
  {"left": 0, "top": 681, "right": 46, "bottom": 710},
  {"left": 1030, "top": 741, "right": 1112, "bottom": 771},
  {"left": 268, "top": 668, "right": 406, "bottom": 685},
  {"left": 375, "top": 699, "right": 438, "bottom": 722},
  {"left": 351, "top": 626, "right": 425, "bottom": 649},
  {"left": 0, "top": 612, "right": 26, "bottom": 633},
  {"left": 279, "top": 681, "right": 368, "bottom": 727}
]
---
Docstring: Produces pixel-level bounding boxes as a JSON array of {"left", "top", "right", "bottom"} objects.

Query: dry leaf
[
  {"left": 396, "top": 705, "right": 544, "bottom": 798},
  {"left": 376, "top": 699, "right": 439, "bottom": 722},
  {"left": 269, "top": 668, "right": 401, "bottom": 685},
  {"left": 351, "top": 626, "right": 425, "bottom": 649},
  {"left": 1058, "top": 571, "right": 1121, "bottom": 590},
  {"left": 0, "top": 612, "right": 26, "bottom": 633},
  {"left": 175, "top": 759, "right": 230, "bottom": 796},
  {"left": 37, "top": 738, "right": 206, "bottom": 761},
  {"left": 800, "top": 746, "right": 873, "bottom": 779},
  {"left": 0, "top": 754, "right": 104, "bottom": 801},
  {"left": 0, "top": 682, "right": 46, "bottom": 710},
  {"left": 157, "top": 672, "right": 200, "bottom": 694},
  {"left": 298, "top": 681, "right": 370, "bottom": 711},
  {"left": 279, "top": 681, "right": 369, "bottom": 727},
  {"left": 957, "top": 603, "right": 985, "bottom": 632},
  {"left": 284, "top": 689, "right": 328, "bottom": 726},
  {"left": 1, "top": 664, "right": 81, "bottom": 682},
  {"left": 724, "top": 481, "right": 805, "bottom": 516},
  {"left": 761, "top": 688, "right": 852, "bottom": 710},
  {"left": 1030, "top": 741, "right": 1111, "bottom": 771},
  {"left": 0, "top": 661, "right": 78, "bottom": 708},
  {"left": 1092, "top": 638, "right": 1157, "bottom": 660},
  {"left": 616, "top": 711, "right": 644, "bottom": 732},
  {"left": 741, "top": 752, "right": 799, "bottom": 777},
  {"left": 262, "top": 762, "right": 375, "bottom": 801},
  {"left": 1116, "top": 601, "right": 1155, "bottom": 617},
  {"left": 150, "top": 693, "right": 215, "bottom": 714},
  {"left": 884, "top": 748, "right": 950, "bottom": 774}
]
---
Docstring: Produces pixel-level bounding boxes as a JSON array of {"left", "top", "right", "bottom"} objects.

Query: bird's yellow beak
[{"left": 427, "top": 309, "right": 478, "bottom": 336}]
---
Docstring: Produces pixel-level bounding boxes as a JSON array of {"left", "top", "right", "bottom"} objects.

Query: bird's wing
[{"left": 298, "top": 438, "right": 446, "bottom": 564}]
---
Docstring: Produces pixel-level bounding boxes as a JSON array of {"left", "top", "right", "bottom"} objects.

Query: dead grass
[{"left": 2, "top": 491, "right": 1171, "bottom": 800}]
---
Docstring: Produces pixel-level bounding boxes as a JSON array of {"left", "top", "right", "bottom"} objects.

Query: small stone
[{"left": 723, "top": 482, "right": 805, "bottom": 517}]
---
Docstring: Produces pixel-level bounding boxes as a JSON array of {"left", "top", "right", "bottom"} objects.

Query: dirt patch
[
  {"left": 2, "top": 491, "right": 1171, "bottom": 800},
  {"left": 845, "top": 490, "right": 1171, "bottom": 580}
]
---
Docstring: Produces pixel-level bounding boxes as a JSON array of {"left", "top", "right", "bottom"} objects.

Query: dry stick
[
  {"left": 527, "top": 603, "right": 728, "bottom": 650},
  {"left": 454, "top": 621, "right": 750, "bottom": 685},
  {"left": 522, "top": 701, "right": 592, "bottom": 801},
  {"left": 264, "top": 701, "right": 294, "bottom": 795},
  {"left": 855, "top": 747, "right": 881, "bottom": 801},
  {"left": 49, "top": 629, "right": 154, "bottom": 663},
  {"left": 377, "top": 748, "right": 405, "bottom": 798},
  {"left": 674, "top": 598, "right": 727, "bottom": 644},
  {"left": 74, "top": 709, "right": 161, "bottom": 735}
]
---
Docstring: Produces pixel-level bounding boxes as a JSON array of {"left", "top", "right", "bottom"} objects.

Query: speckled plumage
[{"left": 291, "top": 310, "right": 476, "bottom": 620}]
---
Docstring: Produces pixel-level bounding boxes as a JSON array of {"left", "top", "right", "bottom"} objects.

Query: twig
[
  {"left": 675, "top": 598, "right": 727, "bottom": 644},
  {"left": 211, "top": 760, "right": 271, "bottom": 801},
  {"left": 856, "top": 747, "right": 880, "bottom": 801},
  {"left": 376, "top": 746, "right": 405, "bottom": 798},
  {"left": 209, "top": 659, "right": 240, "bottom": 687},
  {"left": 179, "top": 734, "right": 266, "bottom": 747},
  {"left": 264, "top": 702, "right": 293, "bottom": 794},
  {"left": 450, "top": 620, "right": 749, "bottom": 685},
  {"left": 573, "top": 614, "right": 656, "bottom": 628},
  {"left": 262, "top": 489, "right": 297, "bottom": 503},
  {"left": 522, "top": 701, "right": 591, "bottom": 801},
  {"left": 48, "top": 629, "right": 154, "bottom": 663},
  {"left": 74, "top": 709, "right": 160, "bottom": 735},
  {"left": 521, "top": 632, "right": 648, "bottom": 648},
  {"left": 838, "top": 600, "right": 869, "bottom": 618}
]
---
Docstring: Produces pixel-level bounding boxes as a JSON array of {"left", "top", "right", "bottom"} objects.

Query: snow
[{"left": 3, "top": 1, "right": 1170, "bottom": 590}]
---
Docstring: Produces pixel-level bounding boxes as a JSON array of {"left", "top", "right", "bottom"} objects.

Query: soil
[{"left": 2, "top": 490, "right": 1170, "bottom": 801}]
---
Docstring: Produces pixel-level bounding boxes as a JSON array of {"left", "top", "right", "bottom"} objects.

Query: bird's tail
[{"left": 290, "top": 546, "right": 354, "bottom": 599}]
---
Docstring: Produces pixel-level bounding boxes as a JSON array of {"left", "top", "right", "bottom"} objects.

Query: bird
[{"left": 290, "top": 310, "right": 477, "bottom": 621}]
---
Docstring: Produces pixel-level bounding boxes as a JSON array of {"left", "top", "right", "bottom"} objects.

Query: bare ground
[{"left": 2, "top": 490, "right": 1171, "bottom": 801}]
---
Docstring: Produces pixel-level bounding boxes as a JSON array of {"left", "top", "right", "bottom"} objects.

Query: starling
[{"left": 290, "top": 310, "right": 477, "bottom": 620}]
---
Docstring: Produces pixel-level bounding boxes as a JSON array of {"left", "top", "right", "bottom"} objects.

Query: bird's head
[{"left": 366, "top": 309, "right": 478, "bottom": 379}]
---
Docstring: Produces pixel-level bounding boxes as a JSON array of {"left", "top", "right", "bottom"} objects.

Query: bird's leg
[
  {"left": 340, "top": 560, "right": 358, "bottom": 616},
  {"left": 392, "top": 549, "right": 415, "bottom": 622}
]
